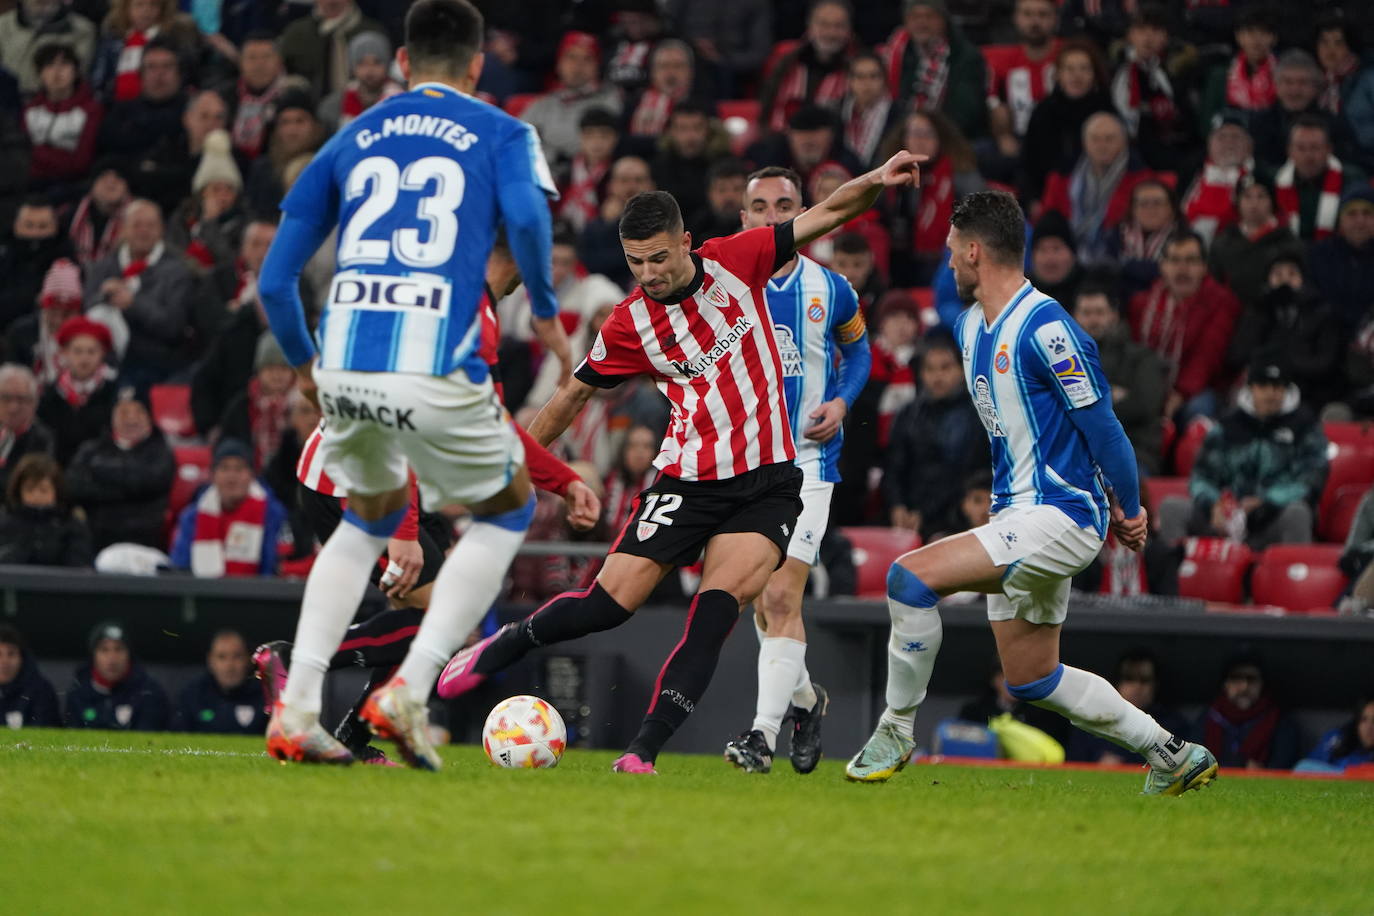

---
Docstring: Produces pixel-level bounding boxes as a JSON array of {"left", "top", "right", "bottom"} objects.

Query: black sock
[
  {"left": 474, "top": 583, "right": 632, "bottom": 675},
  {"left": 626, "top": 590, "right": 739, "bottom": 762},
  {"left": 328, "top": 607, "right": 426, "bottom": 670},
  {"left": 334, "top": 666, "right": 396, "bottom": 750}
]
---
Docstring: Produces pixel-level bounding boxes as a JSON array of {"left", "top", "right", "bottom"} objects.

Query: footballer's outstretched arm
[
  {"left": 527, "top": 375, "right": 596, "bottom": 448},
  {"left": 792, "top": 150, "right": 926, "bottom": 249}
]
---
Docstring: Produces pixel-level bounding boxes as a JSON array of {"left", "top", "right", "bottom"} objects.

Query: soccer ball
[{"left": 482, "top": 695, "right": 567, "bottom": 768}]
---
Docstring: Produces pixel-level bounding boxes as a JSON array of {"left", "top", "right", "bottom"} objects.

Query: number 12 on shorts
[{"left": 640, "top": 493, "right": 682, "bottom": 526}]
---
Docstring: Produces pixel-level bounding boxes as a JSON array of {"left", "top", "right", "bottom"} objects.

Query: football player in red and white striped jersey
[{"left": 435, "top": 150, "right": 925, "bottom": 773}]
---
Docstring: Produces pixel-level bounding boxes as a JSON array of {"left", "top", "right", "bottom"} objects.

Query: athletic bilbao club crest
[
  {"left": 707, "top": 284, "right": 728, "bottom": 306},
  {"left": 637, "top": 520, "right": 659, "bottom": 540},
  {"left": 807, "top": 298, "right": 825, "bottom": 322},
  {"left": 235, "top": 705, "right": 256, "bottom": 728},
  {"left": 590, "top": 332, "right": 607, "bottom": 363},
  {"left": 115, "top": 704, "right": 133, "bottom": 726}
]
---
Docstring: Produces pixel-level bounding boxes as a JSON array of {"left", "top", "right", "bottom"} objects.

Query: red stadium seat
[
  {"left": 150, "top": 384, "right": 195, "bottom": 439},
  {"left": 502, "top": 93, "right": 539, "bottom": 118},
  {"left": 1322, "top": 421, "right": 1374, "bottom": 446},
  {"left": 1319, "top": 432, "right": 1374, "bottom": 530},
  {"left": 1319, "top": 484, "right": 1369, "bottom": 543},
  {"left": 1250, "top": 544, "right": 1348, "bottom": 613},
  {"left": 1145, "top": 475, "right": 1189, "bottom": 508},
  {"left": 1172, "top": 416, "right": 1213, "bottom": 477},
  {"left": 1175, "top": 537, "right": 1252, "bottom": 604},
  {"left": 717, "top": 99, "right": 762, "bottom": 156},
  {"left": 840, "top": 527, "right": 922, "bottom": 598}
]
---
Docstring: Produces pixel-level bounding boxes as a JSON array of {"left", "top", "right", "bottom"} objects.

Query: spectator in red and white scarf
[
  {"left": 879, "top": 0, "right": 988, "bottom": 141},
  {"left": 556, "top": 107, "right": 618, "bottom": 234},
  {"left": 1209, "top": 173, "right": 1305, "bottom": 309},
  {"left": 36, "top": 316, "right": 117, "bottom": 465},
  {"left": 166, "top": 128, "right": 244, "bottom": 275},
  {"left": 1200, "top": 7, "right": 1276, "bottom": 129},
  {"left": 7, "top": 257, "right": 84, "bottom": 387},
  {"left": 985, "top": 0, "right": 1060, "bottom": 165},
  {"left": 602, "top": 424, "right": 658, "bottom": 539},
  {"left": 317, "top": 31, "right": 402, "bottom": 134},
  {"left": 24, "top": 43, "right": 103, "bottom": 199},
  {"left": 1314, "top": 15, "right": 1374, "bottom": 158},
  {"left": 83, "top": 198, "right": 195, "bottom": 390},
  {"left": 1182, "top": 110, "right": 1253, "bottom": 245},
  {"left": 604, "top": 1, "right": 666, "bottom": 96},
  {"left": 1105, "top": 178, "right": 1181, "bottom": 296},
  {"left": 90, "top": 0, "right": 199, "bottom": 104},
  {"left": 229, "top": 32, "right": 286, "bottom": 160},
  {"left": 170, "top": 436, "right": 286, "bottom": 577},
  {"left": 867, "top": 290, "right": 921, "bottom": 447},
  {"left": 521, "top": 30, "right": 623, "bottom": 169},
  {"left": 840, "top": 51, "right": 897, "bottom": 170},
  {"left": 68, "top": 157, "right": 130, "bottom": 268},
  {"left": 1110, "top": 5, "right": 1197, "bottom": 176},
  {"left": 1274, "top": 115, "right": 1354, "bottom": 243},
  {"left": 1248, "top": 49, "right": 1352, "bottom": 173},
  {"left": 216, "top": 332, "right": 295, "bottom": 472},
  {"left": 624, "top": 39, "right": 695, "bottom": 144},
  {"left": 760, "top": 0, "right": 855, "bottom": 134}
]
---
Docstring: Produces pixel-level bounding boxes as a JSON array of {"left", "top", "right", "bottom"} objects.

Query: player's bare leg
[
  {"left": 727, "top": 558, "right": 824, "bottom": 773},
  {"left": 268, "top": 483, "right": 411, "bottom": 765},
  {"left": 989, "top": 617, "right": 1217, "bottom": 796},
  {"left": 437, "top": 551, "right": 670, "bottom": 699},
  {"left": 361, "top": 466, "right": 539, "bottom": 770},
  {"left": 618, "top": 533, "right": 780, "bottom": 773}
]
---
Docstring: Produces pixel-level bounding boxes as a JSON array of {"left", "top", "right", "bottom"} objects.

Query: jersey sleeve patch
[{"left": 1033, "top": 319, "right": 1099, "bottom": 408}]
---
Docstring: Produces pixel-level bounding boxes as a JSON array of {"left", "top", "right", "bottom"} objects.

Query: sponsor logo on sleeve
[{"left": 1035, "top": 320, "right": 1098, "bottom": 407}]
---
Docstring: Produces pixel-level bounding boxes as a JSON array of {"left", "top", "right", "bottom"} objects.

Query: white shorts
[
  {"left": 971, "top": 505, "right": 1103, "bottom": 626},
  {"left": 785, "top": 480, "right": 834, "bottom": 566},
  {"left": 313, "top": 366, "right": 523, "bottom": 510}
]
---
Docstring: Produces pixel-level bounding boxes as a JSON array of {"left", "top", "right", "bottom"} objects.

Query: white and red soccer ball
[{"left": 481, "top": 695, "right": 567, "bottom": 769}]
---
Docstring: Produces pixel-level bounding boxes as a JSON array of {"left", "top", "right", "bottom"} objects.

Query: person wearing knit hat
[
  {"left": 192, "top": 128, "right": 243, "bottom": 195},
  {"left": 21, "top": 258, "right": 85, "bottom": 386},
  {"left": 245, "top": 86, "right": 321, "bottom": 216},
  {"left": 37, "top": 314, "right": 119, "bottom": 464},
  {"left": 253, "top": 328, "right": 290, "bottom": 372},
  {"left": 1030, "top": 210, "right": 1083, "bottom": 306},
  {"left": 318, "top": 30, "right": 402, "bottom": 133},
  {"left": 169, "top": 127, "right": 246, "bottom": 271},
  {"left": 64, "top": 618, "right": 170, "bottom": 730},
  {"left": 1307, "top": 183, "right": 1374, "bottom": 332},
  {"left": 213, "top": 330, "right": 295, "bottom": 471}
]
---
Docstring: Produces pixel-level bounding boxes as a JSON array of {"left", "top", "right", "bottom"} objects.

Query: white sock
[
  {"left": 792, "top": 664, "right": 817, "bottom": 712},
  {"left": 751, "top": 637, "right": 806, "bottom": 751},
  {"left": 884, "top": 598, "right": 942, "bottom": 711},
  {"left": 1030, "top": 665, "right": 1182, "bottom": 770},
  {"left": 280, "top": 521, "right": 389, "bottom": 722},
  {"left": 394, "top": 514, "right": 530, "bottom": 702}
]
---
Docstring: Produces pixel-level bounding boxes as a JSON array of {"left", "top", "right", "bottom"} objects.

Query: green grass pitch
[{"left": 3, "top": 730, "right": 1371, "bottom": 915}]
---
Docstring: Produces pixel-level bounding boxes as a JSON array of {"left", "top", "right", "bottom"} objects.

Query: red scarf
[
  {"left": 870, "top": 340, "right": 916, "bottom": 446},
  {"left": 55, "top": 365, "right": 114, "bottom": 408},
  {"left": 1182, "top": 158, "right": 1249, "bottom": 241},
  {"left": 1098, "top": 531, "right": 1148, "bottom": 595},
  {"left": 842, "top": 97, "right": 892, "bottom": 167},
  {"left": 882, "top": 29, "right": 949, "bottom": 112},
  {"left": 189, "top": 479, "right": 270, "bottom": 577},
  {"left": 558, "top": 154, "right": 609, "bottom": 232},
  {"left": 1224, "top": 54, "right": 1275, "bottom": 110},
  {"left": 1204, "top": 693, "right": 1281, "bottom": 766},
  {"left": 1112, "top": 52, "right": 1175, "bottom": 137},
  {"left": 1119, "top": 220, "right": 1174, "bottom": 262},
  {"left": 628, "top": 88, "right": 678, "bottom": 137},
  {"left": 1134, "top": 283, "right": 1187, "bottom": 385},
  {"left": 68, "top": 194, "right": 126, "bottom": 266},
  {"left": 339, "top": 79, "right": 402, "bottom": 126},
  {"left": 1275, "top": 155, "right": 1343, "bottom": 240},
  {"left": 247, "top": 377, "right": 291, "bottom": 470},
  {"left": 232, "top": 77, "right": 283, "bottom": 157},
  {"left": 114, "top": 29, "right": 152, "bottom": 102},
  {"left": 767, "top": 50, "right": 850, "bottom": 131},
  {"left": 911, "top": 155, "right": 954, "bottom": 256},
  {"left": 1242, "top": 215, "right": 1279, "bottom": 242}
]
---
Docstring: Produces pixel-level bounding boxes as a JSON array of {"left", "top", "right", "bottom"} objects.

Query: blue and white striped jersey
[
  {"left": 954, "top": 281, "right": 1111, "bottom": 535},
  {"left": 765, "top": 255, "right": 866, "bottom": 483},
  {"left": 281, "top": 82, "right": 556, "bottom": 378}
]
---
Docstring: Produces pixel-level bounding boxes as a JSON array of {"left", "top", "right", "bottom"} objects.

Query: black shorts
[
  {"left": 297, "top": 484, "right": 451, "bottom": 589},
  {"left": 609, "top": 462, "right": 803, "bottom": 569}
]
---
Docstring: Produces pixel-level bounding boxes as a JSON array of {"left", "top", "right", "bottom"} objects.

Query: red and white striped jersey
[
  {"left": 295, "top": 422, "right": 336, "bottom": 495},
  {"left": 575, "top": 224, "right": 797, "bottom": 481}
]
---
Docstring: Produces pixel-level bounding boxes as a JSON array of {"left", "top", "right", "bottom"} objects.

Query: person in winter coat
[
  {"left": 1072, "top": 280, "right": 1165, "bottom": 474},
  {"left": 1208, "top": 173, "right": 1306, "bottom": 309},
  {"left": 879, "top": 0, "right": 988, "bottom": 141},
  {"left": 216, "top": 333, "right": 295, "bottom": 471},
  {"left": 169, "top": 437, "right": 285, "bottom": 577},
  {"left": 1196, "top": 651, "right": 1301, "bottom": 770},
  {"left": 0, "top": 363, "right": 54, "bottom": 493},
  {"left": 1225, "top": 254, "right": 1345, "bottom": 412},
  {"left": 0, "top": 452, "right": 92, "bottom": 567},
  {"left": 23, "top": 42, "right": 102, "bottom": 200},
  {"left": 35, "top": 316, "right": 117, "bottom": 466},
  {"left": 1164, "top": 354, "right": 1328, "bottom": 550},
  {"left": 1338, "top": 486, "right": 1374, "bottom": 616},
  {"left": 0, "top": 0, "right": 97, "bottom": 94},
  {"left": 171, "top": 629, "right": 266, "bottom": 734},
  {"left": 65, "top": 395, "right": 174, "bottom": 551},
  {"left": 0, "top": 197, "right": 75, "bottom": 336},
  {"left": 1308, "top": 186, "right": 1374, "bottom": 334},
  {"left": 64, "top": 620, "right": 169, "bottom": 731},
  {"left": 1019, "top": 38, "right": 1115, "bottom": 205},
  {"left": 0, "top": 624, "right": 60, "bottom": 728}
]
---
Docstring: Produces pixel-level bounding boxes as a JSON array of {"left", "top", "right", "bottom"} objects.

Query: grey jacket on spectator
[
  {"left": 521, "top": 86, "right": 623, "bottom": 168},
  {"left": 84, "top": 242, "right": 193, "bottom": 375},
  {"left": 0, "top": 4, "right": 97, "bottom": 93}
]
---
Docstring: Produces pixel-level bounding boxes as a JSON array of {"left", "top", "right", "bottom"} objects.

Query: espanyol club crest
[
  {"left": 807, "top": 298, "right": 825, "bottom": 322},
  {"left": 637, "top": 520, "right": 659, "bottom": 540},
  {"left": 994, "top": 345, "right": 1011, "bottom": 374},
  {"left": 235, "top": 705, "right": 256, "bottom": 728}
]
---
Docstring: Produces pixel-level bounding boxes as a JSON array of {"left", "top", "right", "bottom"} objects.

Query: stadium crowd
[{"left": 0, "top": 0, "right": 1370, "bottom": 619}]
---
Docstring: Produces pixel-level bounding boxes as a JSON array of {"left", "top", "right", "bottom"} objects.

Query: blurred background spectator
[
  {"left": 0, "top": 452, "right": 91, "bottom": 567},
  {"left": 170, "top": 437, "right": 285, "bottom": 577},
  {"left": 65, "top": 393, "right": 173, "bottom": 552},
  {"left": 1209, "top": 174, "right": 1305, "bottom": 309},
  {"left": 1198, "top": 651, "right": 1301, "bottom": 770},
  {"left": 0, "top": 623, "right": 59, "bottom": 728},
  {"left": 0, "top": 363, "right": 53, "bottom": 491},
  {"left": 215, "top": 333, "right": 295, "bottom": 472},
  {"left": 65, "top": 620, "right": 168, "bottom": 730},
  {"left": 521, "top": 31, "right": 622, "bottom": 169},
  {"left": 171, "top": 629, "right": 266, "bottom": 734},
  {"left": 35, "top": 315, "right": 116, "bottom": 465},
  {"left": 1297, "top": 695, "right": 1374, "bottom": 772}
]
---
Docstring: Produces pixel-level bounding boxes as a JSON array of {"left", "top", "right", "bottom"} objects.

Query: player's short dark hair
[
  {"left": 832, "top": 231, "right": 871, "bottom": 256},
  {"left": 949, "top": 190, "right": 1025, "bottom": 267},
  {"left": 579, "top": 106, "right": 619, "bottom": 132},
  {"left": 405, "top": 0, "right": 484, "bottom": 78},
  {"left": 1163, "top": 229, "right": 1205, "bottom": 258},
  {"left": 747, "top": 165, "right": 805, "bottom": 201},
  {"left": 707, "top": 157, "right": 749, "bottom": 184},
  {"left": 619, "top": 191, "right": 683, "bottom": 240},
  {"left": 33, "top": 42, "right": 78, "bottom": 72}
]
